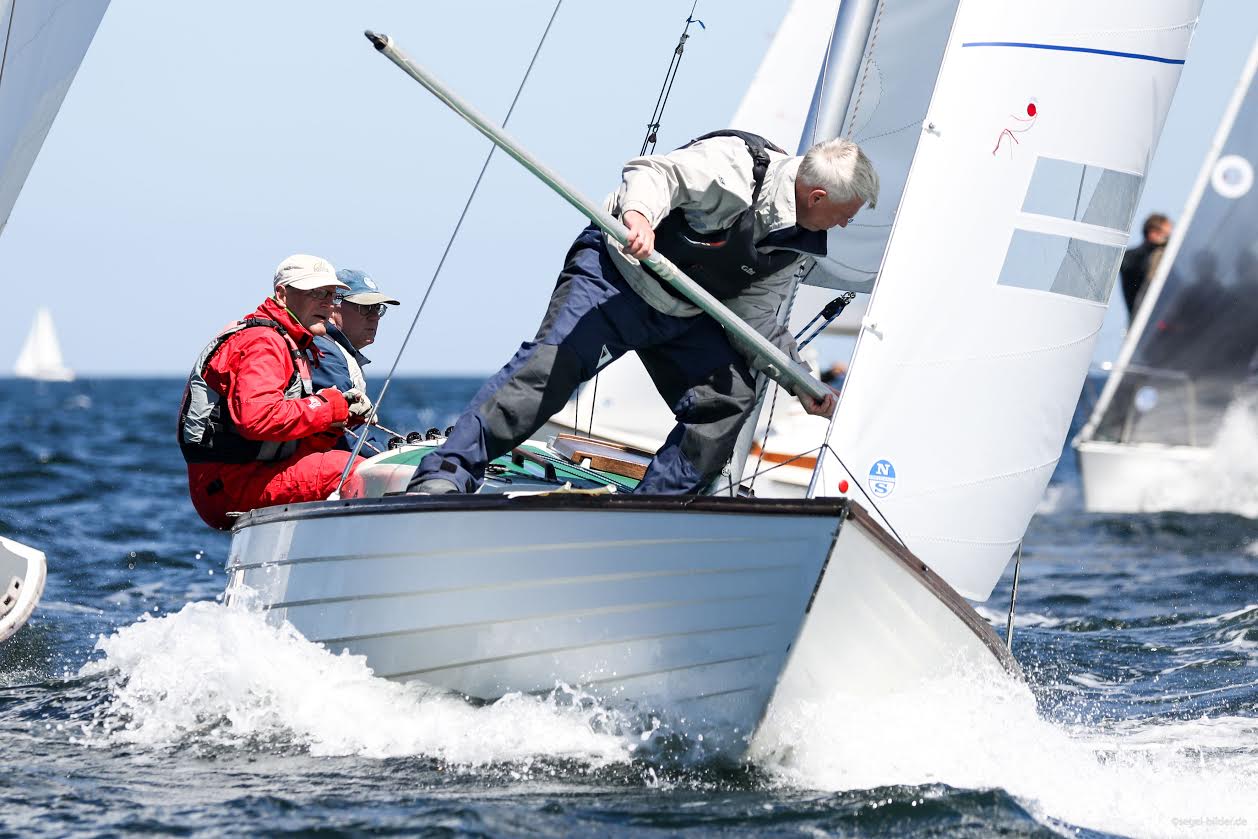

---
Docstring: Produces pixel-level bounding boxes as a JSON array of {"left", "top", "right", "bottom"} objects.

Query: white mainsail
[
  {"left": 817, "top": 0, "right": 1199, "bottom": 599},
  {"left": 14, "top": 307, "right": 74, "bottom": 382},
  {"left": 1076, "top": 35, "right": 1258, "bottom": 480},
  {"left": 0, "top": 0, "right": 110, "bottom": 236}
]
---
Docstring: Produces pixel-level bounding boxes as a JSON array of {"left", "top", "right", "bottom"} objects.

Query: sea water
[{"left": 1, "top": 377, "right": 1255, "bottom": 837}]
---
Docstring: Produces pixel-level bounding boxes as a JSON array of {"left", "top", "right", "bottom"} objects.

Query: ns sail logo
[{"left": 868, "top": 459, "right": 896, "bottom": 498}]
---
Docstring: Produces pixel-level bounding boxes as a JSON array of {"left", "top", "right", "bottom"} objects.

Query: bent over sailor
[
  {"left": 410, "top": 131, "right": 879, "bottom": 495},
  {"left": 179, "top": 254, "right": 373, "bottom": 529}
]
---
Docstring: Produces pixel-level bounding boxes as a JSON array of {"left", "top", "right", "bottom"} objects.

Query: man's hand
[
  {"left": 622, "top": 210, "right": 655, "bottom": 259},
  {"left": 343, "top": 387, "right": 373, "bottom": 427},
  {"left": 799, "top": 387, "right": 838, "bottom": 419}
]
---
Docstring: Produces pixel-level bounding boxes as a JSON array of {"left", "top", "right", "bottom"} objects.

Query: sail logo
[{"left": 868, "top": 459, "right": 896, "bottom": 498}]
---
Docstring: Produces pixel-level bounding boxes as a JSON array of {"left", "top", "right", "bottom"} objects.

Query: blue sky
[{"left": 2, "top": 1, "right": 1255, "bottom": 375}]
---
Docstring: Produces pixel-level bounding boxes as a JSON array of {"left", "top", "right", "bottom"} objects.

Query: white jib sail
[
  {"left": 818, "top": 0, "right": 1201, "bottom": 600},
  {"left": 14, "top": 307, "right": 74, "bottom": 381},
  {"left": 0, "top": 0, "right": 110, "bottom": 236}
]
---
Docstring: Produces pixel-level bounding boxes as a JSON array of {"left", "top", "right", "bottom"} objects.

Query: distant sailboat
[{"left": 14, "top": 307, "right": 74, "bottom": 382}]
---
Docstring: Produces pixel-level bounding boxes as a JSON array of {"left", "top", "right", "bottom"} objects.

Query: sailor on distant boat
[
  {"left": 1120, "top": 212, "right": 1173, "bottom": 319},
  {"left": 178, "top": 254, "right": 374, "bottom": 529},
  {"left": 410, "top": 132, "right": 878, "bottom": 495},
  {"left": 311, "top": 268, "right": 399, "bottom": 453}
]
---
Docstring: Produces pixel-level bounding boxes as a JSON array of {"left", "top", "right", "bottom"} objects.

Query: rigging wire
[
  {"left": 639, "top": 1, "right": 704, "bottom": 155},
  {"left": 748, "top": 291, "right": 853, "bottom": 492},
  {"left": 333, "top": 0, "right": 565, "bottom": 496},
  {"left": 1005, "top": 541, "right": 1024, "bottom": 651},
  {"left": 584, "top": 1, "right": 704, "bottom": 439}
]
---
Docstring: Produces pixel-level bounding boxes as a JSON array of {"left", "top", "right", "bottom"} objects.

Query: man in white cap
[
  {"left": 312, "top": 268, "right": 401, "bottom": 452},
  {"left": 178, "top": 254, "right": 374, "bottom": 529}
]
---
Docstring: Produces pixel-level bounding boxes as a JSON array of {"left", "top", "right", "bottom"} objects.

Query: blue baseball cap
[{"left": 335, "top": 269, "right": 400, "bottom": 306}]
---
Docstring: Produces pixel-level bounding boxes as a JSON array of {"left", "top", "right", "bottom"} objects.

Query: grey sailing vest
[
  {"left": 178, "top": 318, "right": 313, "bottom": 464},
  {"left": 651, "top": 130, "right": 827, "bottom": 300}
]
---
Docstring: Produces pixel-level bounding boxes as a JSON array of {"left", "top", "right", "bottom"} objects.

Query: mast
[
  {"left": 796, "top": 0, "right": 880, "bottom": 152},
  {"left": 724, "top": 0, "right": 880, "bottom": 493}
]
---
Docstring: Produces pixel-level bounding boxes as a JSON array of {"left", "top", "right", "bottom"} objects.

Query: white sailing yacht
[
  {"left": 1074, "top": 35, "right": 1258, "bottom": 514},
  {"left": 13, "top": 307, "right": 75, "bottom": 382},
  {"left": 224, "top": 0, "right": 1199, "bottom": 757}
]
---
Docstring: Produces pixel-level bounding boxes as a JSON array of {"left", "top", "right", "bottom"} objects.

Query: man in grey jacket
[{"left": 410, "top": 131, "right": 879, "bottom": 495}]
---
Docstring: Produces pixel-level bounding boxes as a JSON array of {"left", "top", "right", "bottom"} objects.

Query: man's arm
[{"left": 214, "top": 332, "right": 349, "bottom": 442}]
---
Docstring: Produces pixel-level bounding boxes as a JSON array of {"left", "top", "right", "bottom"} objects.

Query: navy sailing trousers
[{"left": 409, "top": 225, "right": 757, "bottom": 494}]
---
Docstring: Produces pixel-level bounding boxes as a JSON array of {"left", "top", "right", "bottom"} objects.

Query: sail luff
[{"left": 1077, "top": 35, "right": 1258, "bottom": 446}]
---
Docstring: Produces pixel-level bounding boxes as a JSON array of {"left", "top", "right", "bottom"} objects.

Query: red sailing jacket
[{"left": 200, "top": 297, "right": 349, "bottom": 450}]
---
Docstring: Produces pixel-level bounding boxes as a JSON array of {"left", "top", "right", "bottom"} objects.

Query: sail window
[
  {"left": 997, "top": 230, "right": 1124, "bottom": 303},
  {"left": 1021, "top": 157, "right": 1143, "bottom": 231}
]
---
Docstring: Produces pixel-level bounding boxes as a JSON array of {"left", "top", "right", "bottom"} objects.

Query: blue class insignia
[{"left": 868, "top": 459, "right": 896, "bottom": 498}]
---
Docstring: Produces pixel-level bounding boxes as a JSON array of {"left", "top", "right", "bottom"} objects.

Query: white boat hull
[
  {"left": 1075, "top": 439, "right": 1214, "bottom": 513},
  {"left": 227, "top": 494, "right": 847, "bottom": 753},
  {"left": 753, "top": 504, "right": 1019, "bottom": 756},
  {"left": 0, "top": 537, "right": 47, "bottom": 643}
]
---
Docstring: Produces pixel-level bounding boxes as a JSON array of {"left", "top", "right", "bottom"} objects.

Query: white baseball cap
[{"left": 273, "top": 254, "right": 349, "bottom": 291}]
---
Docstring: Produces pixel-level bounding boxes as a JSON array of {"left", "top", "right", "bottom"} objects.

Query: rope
[
  {"left": 842, "top": 0, "right": 885, "bottom": 138},
  {"left": 333, "top": 0, "right": 565, "bottom": 496}
]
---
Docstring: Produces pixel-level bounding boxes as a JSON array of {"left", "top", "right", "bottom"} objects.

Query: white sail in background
[
  {"left": 1078, "top": 36, "right": 1258, "bottom": 457},
  {"left": 817, "top": 0, "right": 1199, "bottom": 599},
  {"left": 14, "top": 307, "right": 74, "bottom": 382},
  {"left": 0, "top": 0, "right": 110, "bottom": 236}
]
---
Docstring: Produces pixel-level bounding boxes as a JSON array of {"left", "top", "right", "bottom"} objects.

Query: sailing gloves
[{"left": 343, "top": 388, "right": 373, "bottom": 426}]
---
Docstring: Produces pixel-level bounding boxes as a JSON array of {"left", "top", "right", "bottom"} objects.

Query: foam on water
[
  {"left": 75, "top": 599, "right": 635, "bottom": 767},
  {"left": 752, "top": 669, "right": 1258, "bottom": 838},
  {"left": 1145, "top": 401, "right": 1258, "bottom": 517}
]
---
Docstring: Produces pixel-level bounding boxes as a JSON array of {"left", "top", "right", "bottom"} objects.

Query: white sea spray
[{"left": 76, "top": 598, "right": 635, "bottom": 767}]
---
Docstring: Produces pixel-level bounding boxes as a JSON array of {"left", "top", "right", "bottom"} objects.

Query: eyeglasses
[
  {"left": 336, "top": 300, "right": 388, "bottom": 318},
  {"left": 299, "top": 288, "right": 339, "bottom": 302}
]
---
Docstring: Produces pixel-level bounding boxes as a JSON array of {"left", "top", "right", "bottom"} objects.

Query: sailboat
[
  {"left": 1073, "top": 35, "right": 1258, "bottom": 514},
  {"left": 0, "top": 538, "right": 46, "bottom": 643},
  {"left": 223, "top": 1, "right": 1198, "bottom": 757},
  {"left": 13, "top": 307, "right": 75, "bottom": 382}
]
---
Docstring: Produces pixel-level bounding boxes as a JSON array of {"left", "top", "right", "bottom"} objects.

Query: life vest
[
  {"left": 650, "top": 129, "right": 828, "bottom": 300},
  {"left": 178, "top": 318, "right": 313, "bottom": 464}
]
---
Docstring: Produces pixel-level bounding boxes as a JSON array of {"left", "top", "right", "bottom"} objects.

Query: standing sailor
[
  {"left": 312, "top": 268, "right": 400, "bottom": 453},
  {"left": 179, "top": 254, "right": 373, "bottom": 529},
  {"left": 410, "top": 132, "right": 879, "bottom": 495}
]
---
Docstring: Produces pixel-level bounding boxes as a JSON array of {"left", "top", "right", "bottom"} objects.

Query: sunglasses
[{"left": 337, "top": 300, "right": 388, "bottom": 318}]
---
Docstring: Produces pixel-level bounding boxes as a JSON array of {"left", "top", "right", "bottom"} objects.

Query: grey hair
[{"left": 798, "top": 138, "right": 879, "bottom": 210}]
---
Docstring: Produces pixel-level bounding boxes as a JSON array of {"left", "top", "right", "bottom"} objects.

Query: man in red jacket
[{"left": 179, "top": 254, "right": 373, "bottom": 529}]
